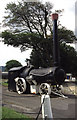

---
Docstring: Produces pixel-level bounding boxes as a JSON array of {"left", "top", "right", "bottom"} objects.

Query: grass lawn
[
  {"left": 2, "top": 80, "right": 32, "bottom": 119},
  {"left": 2, "top": 107, "right": 31, "bottom": 120}
]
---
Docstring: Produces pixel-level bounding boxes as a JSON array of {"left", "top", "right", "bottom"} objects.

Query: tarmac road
[{"left": 2, "top": 85, "right": 77, "bottom": 119}]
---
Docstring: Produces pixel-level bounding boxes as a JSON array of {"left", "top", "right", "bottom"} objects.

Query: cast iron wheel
[{"left": 16, "top": 78, "right": 26, "bottom": 94}]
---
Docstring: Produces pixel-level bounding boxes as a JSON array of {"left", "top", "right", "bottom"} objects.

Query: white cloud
[
  {"left": 42, "top": 0, "right": 75, "bottom": 31},
  {"left": 0, "top": 0, "right": 32, "bottom": 66},
  {"left": 0, "top": 42, "right": 32, "bottom": 66},
  {"left": 52, "top": 0, "right": 75, "bottom": 31}
]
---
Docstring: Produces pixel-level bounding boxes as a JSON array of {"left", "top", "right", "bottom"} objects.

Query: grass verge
[
  {"left": 2, "top": 79, "right": 8, "bottom": 87},
  {"left": 2, "top": 107, "right": 31, "bottom": 120},
  {"left": 2, "top": 82, "right": 8, "bottom": 87}
]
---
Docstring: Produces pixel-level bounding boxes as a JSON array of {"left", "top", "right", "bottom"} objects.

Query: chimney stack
[{"left": 52, "top": 13, "right": 60, "bottom": 66}]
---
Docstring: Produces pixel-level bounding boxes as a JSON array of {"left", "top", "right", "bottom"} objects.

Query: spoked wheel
[
  {"left": 16, "top": 78, "right": 26, "bottom": 94},
  {"left": 39, "top": 83, "right": 51, "bottom": 95}
]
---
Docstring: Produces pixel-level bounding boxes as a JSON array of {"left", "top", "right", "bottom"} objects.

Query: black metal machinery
[{"left": 8, "top": 13, "right": 65, "bottom": 94}]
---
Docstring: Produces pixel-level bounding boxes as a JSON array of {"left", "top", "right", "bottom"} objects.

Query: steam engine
[{"left": 8, "top": 13, "right": 65, "bottom": 94}]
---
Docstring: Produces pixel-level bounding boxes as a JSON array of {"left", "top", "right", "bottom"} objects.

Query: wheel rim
[
  {"left": 16, "top": 78, "right": 26, "bottom": 94},
  {"left": 39, "top": 83, "right": 51, "bottom": 95}
]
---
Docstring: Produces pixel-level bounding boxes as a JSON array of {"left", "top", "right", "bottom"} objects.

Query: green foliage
[
  {"left": 3, "top": 1, "right": 53, "bottom": 37},
  {"left": 1, "top": 1, "right": 77, "bottom": 76},
  {"left": 58, "top": 27, "right": 76, "bottom": 43},
  {"left": 30, "top": 37, "right": 53, "bottom": 68},
  {"left": 2, "top": 31, "right": 44, "bottom": 51},
  {"left": 5, "top": 60, "right": 22, "bottom": 71},
  {"left": 60, "top": 43, "right": 77, "bottom": 76}
]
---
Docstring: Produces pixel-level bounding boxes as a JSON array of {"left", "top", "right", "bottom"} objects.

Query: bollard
[{"left": 41, "top": 94, "right": 53, "bottom": 119}]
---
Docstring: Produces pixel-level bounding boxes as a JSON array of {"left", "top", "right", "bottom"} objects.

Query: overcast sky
[
  {"left": 75, "top": 1, "right": 77, "bottom": 36},
  {"left": 0, "top": 0, "right": 76, "bottom": 66}
]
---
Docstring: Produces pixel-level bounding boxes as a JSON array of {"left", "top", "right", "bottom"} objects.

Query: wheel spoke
[{"left": 16, "top": 78, "right": 26, "bottom": 94}]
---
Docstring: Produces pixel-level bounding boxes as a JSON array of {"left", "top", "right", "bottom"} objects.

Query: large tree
[
  {"left": 1, "top": 1, "right": 77, "bottom": 76},
  {"left": 2, "top": 1, "right": 54, "bottom": 66}
]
